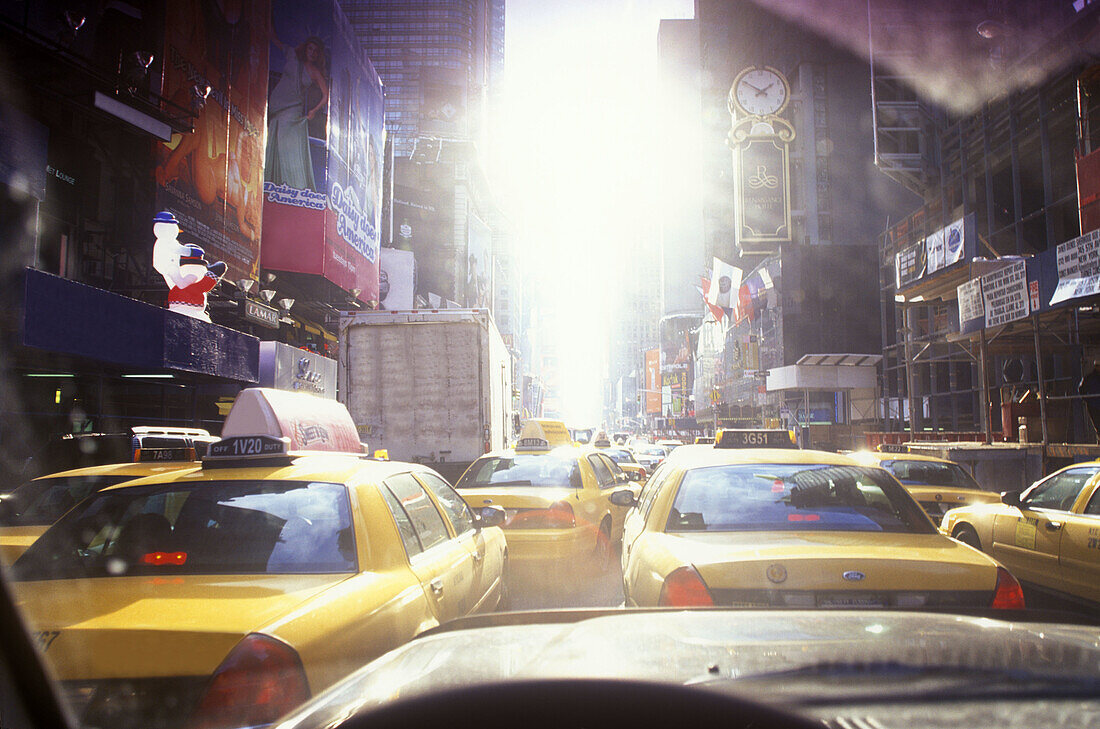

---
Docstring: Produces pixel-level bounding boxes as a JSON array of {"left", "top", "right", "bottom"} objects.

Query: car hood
[{"left": 274, "top": 609, "right": 1100, "bottom": 729}]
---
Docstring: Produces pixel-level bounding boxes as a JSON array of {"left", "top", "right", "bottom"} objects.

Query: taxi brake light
[
  {"left": 188, "top": 633, "right": 309, "bottom": 729},
  {"left": 658, "top": 566, "right": 715, "bottom": 607},
  {"left": 142, "top": 551, "right": 188, "bottom": 566},
  {"left": 990, "top": 566, "right": 1026, "bottom": 610}
]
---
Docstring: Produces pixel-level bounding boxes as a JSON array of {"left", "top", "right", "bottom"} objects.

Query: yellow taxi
[
  {"left": 592, "top": 432, "right": 648, "bottom": 484},
  {"left": 9, "top": 388, "right": 507, "bottom": 729},
  {"left": 850, "top": 451, "right": 1000, "bottom": 519},
  {"left": 0, "top": 458, "right": 200, "bottom": 563},
  {"left": 615, "top": 429, "right": 1025, "bottom": 610},
  {"left": 455, "top": 419, "right": 633, "bottom": 576},
  {"left": 941, "top": 460, "right": 1100, "bottom": 608}
]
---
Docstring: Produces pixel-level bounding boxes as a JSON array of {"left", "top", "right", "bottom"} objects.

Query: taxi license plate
[{"left": 817, "top": 594, "right": 887, "bottom": 608}]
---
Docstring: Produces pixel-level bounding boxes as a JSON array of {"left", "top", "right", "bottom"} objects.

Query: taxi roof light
[
  {"left": 658, "top": 566, "right": 715, "bottom": 607},
  {"left": 188, "top": 633, "right": 309, "bottom": 729},
  {"left": 715, "top": 429, "right": 798, "bottom": 450},
  {"left": 515, "top": 419, "right": 573, "bottom": 452},
  {"left": 990, "top": 567, "right": 1026, "bottom": 610}
]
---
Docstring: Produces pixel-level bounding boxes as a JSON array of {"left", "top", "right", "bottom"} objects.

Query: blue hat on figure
[{"left": 153, "top": 210, "right": 179, "bottom": 226}]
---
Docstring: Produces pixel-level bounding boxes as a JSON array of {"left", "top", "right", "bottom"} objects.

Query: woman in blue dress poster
[{"left": 265, "top": 31, "right": 329, "bottom": 192}]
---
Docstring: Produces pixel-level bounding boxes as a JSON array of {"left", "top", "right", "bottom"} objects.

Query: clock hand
[
  {"left": 743, "top": 81, "right": 765, "bottom": 93},
  {"left": 754, "top": 82, "right": 775, "bottom": 96}
]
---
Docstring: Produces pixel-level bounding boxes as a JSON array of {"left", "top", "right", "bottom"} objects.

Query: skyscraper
[{"left": 340, "top": 0, "right": 505, "bottom": 156}]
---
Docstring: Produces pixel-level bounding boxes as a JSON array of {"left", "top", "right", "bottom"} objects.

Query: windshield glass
[
  {"left": 456, "top": 454, "right": 583, "bottom": 489},
  {"left": 0, "top": 475, "right": 133, "bottom": 526},
  {"left": 4, "top": 0, "right": 1100, "bottom": 728},
  {"left": 668, "top": 464, "right": 936, "bottom": 534},
  {"left": 13, "top": 481, "right": 356, "bottom": 580},
  {"left": 881, "top": 460, "right": 983, "bottom": 489},
  {"left": 601, "top": 449, "right": 637, "bottom": 463}
]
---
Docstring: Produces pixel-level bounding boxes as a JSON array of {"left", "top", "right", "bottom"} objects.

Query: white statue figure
[{"left": 152, "top": 210, "right": 226, "bottom": 322}]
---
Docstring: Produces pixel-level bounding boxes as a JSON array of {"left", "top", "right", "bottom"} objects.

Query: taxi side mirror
[
  {"left": 1000, "top": 490, "right": 1022, "bottom": 507},
  {"left": 476, "top": 505, "right": 506, "bottom": 529},
  {"left": 609, "top": 489, "right": 637, "bottom": 508},
  {"left": 616, "top": 472, "right": 630, "bottom": 484}
]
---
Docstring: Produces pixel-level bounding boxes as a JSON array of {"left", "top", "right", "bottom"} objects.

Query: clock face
[{"left": 733, "top": 68, "right": 788, "bottom": 116}]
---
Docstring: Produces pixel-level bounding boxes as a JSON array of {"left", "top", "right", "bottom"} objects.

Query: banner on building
[
  {"left": 645, "top": 349, "right": 660, "bottom": 414},
  {"left": 393, "top": 159, "right": 455, "bottom": 302},
  {"left": 260, "top": 0, "right": 384, "bottom": 304},
  {"left": 956, "top": 277, "right": 984, "bottom": 332},
  {"left": 379, "top": 248, "right": 415, "bottom": 310},
  {"left": 467, "top": 213, "right": 493, "bottom": 308},
  {"left": 981, "top": 260, "right": 1029, "bottom": 327},
  {"left": 156, "top": 0, "right": 270, "bottom": 282}
]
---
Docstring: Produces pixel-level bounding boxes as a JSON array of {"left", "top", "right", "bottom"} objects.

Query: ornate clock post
[{"left": 727, "top": 66, "right": 795, "bottom": 255}]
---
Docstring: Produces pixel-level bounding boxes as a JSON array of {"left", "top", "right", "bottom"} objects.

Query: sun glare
[{"left": 491, "top": 0, "right": 694, "bottom": 425}]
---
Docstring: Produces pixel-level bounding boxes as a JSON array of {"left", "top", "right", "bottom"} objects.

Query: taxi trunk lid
[
  {"left": 14, "top": 573, "right": 351, "bottom": 680},
  {"left": 666, "top": 531, "right": 998, "bottom": 608},
  {"left": 458, "top": 486, "right": 579, "bottom": 529}
]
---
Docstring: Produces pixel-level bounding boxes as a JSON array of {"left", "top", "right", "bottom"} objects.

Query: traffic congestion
[{"left": 5, "top": 2, "right": 1100, "bottom": 729}]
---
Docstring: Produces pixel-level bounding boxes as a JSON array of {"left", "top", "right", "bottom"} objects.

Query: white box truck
[{"left": 338, "top": 309, "right": 514, "bottom": 481}]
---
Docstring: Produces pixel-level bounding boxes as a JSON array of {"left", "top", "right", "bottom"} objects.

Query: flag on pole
[{"left": 707, "top": 257, "right": 742, "bottom": 314}]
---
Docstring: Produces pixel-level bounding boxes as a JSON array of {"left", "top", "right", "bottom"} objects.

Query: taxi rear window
[
  {"left": 601, "top": 449, "right": 636, "bottom": 464},
  {"left": 880, "top": 460, "right": 981, "bottom": 490},
  {"left": 456, "top": 454, "right": 582, "bottom": 489},
  {"left": 12, "top": 480, "right": 355, "bottom": 580},
  {"left": 0, "top": 475, "right": 133, "bottom": 526},
  {"left": 667, "top": 464, "right": 934, "bottom": 534}
]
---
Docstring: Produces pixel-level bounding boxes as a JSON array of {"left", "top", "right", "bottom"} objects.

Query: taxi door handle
[
  {"left": 430, "top": 578, "right": 444, "bottom": 595},
  {"left": 1045, "top": 521, "right": 1063, "bottom": 531}
]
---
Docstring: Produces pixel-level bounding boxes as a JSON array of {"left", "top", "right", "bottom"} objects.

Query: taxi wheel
[
  {"left": 952, "top": 524, "right": 983, "bottom": 551},
  {"left": 595, "top": 520, "right": 613, "bottom": 573}
]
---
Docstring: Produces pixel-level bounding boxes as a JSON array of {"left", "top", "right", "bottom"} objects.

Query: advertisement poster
[
  {"left": 393, "top": 158, "right": 456, "bottom": 302},
  {"left": 260, "top": 0, "right": 384, "bottom": 304},
  {"left": 156, "top": 0, "right": 269, "bottom": 282},
  {"left": 645, "top": 349, "right": 660, "bottom": 415},
  {"left": 379, "top": 248, "right": 415, "bottom": 310},
  {"left": 467, "top": 214, "right": 493, "bottom": 308}
]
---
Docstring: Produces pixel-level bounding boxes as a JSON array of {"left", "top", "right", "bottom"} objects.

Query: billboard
[
  {"left": 645, "top": 349, "right": 661, "bottom": 415},
  {"left": 467, "top": 213, "right": 493, "bottom": 308},
  {"left": 156, "top": 0, "right": 270, "bottom": 282},
  {"left": 379, "top": 248, "right": 415, "bottom": 310},
  {"left": 260, "top": 0, "right": 384, "bottom": 304},
  {"left": 393, "top": 158, "right": 456, "bottom": 301}
]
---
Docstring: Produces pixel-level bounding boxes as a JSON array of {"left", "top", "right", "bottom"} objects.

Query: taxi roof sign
[
  {"left": 592, "top": 431, "right": 612, "bottom": 449},
  {"left": 515, "top": 419, "right": 573, "bottom": 451},
  {"left": 715, "top": 428, "right": 797, "bottom": 449},
  {"left": 220, "top": 388, "right": 363, "bottom": 454}
]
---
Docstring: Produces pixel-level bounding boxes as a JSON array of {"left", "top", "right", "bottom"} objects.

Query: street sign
[{"left": 709, "top": 389, "right": 721, "bottom": 404}]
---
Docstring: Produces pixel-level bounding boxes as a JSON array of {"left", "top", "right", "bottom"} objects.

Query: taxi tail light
[
  {"left": 658, "top": 566, "right": 715, "bottom": 607},
  {"left": 990, "top": 566, "right": 1026, "bottom": 610},
  {"left": 188, "top": 634, "right": 310, "bottom": 729}
]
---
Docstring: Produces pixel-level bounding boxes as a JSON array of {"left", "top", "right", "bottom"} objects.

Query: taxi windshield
[
  {"left": 12, "top": 480, "right": 356, "bottom": 580},
  {"left": 668, "top": 464, "right": 935, "bottom": 534},
  {"left": 0, "top": 475, "right": 133, "bottom": 526},
  {"left": 881, "top": 460, "right": 982, "bottom": 490},
  {"left": 456, "top": 454, "right": 583, "bottom": 489}
]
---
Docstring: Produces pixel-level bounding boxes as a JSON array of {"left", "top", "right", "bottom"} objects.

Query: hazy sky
[{"left": 492, "top": 0, "right": 693, "bottom": 424}]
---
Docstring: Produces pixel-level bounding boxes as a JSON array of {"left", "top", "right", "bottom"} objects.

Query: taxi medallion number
[{"left": 208, "top": 435, "right": 286, "bottom": 458}]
